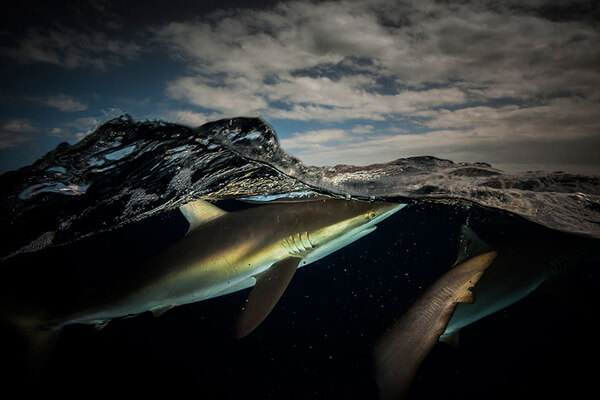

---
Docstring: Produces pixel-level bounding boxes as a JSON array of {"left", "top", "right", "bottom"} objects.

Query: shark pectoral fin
[
  {"left": 151, "top": 305, "right": 175, "bottom": 318},
  {"left": 374, "top": 250, "right": 497, "bottom": 400},
  {"left": 235, "top": 257, "right": 301, "bottom": 339},
  {"left": 454, "top": 224, "right": 492, "bottom": 266},
  {"left": 179, "top": 199, "right": 227, "bottom": 233}
]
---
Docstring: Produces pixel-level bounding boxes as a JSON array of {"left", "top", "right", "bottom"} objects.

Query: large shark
[{"left": 1, "top": 197, "right": 405, "bottom": 364}]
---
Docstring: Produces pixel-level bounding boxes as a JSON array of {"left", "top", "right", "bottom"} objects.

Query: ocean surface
[{"left": 1, "top": 116, "right": 599, "bottom": 398}]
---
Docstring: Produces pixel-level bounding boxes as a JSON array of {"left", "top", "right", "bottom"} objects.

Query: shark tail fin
[
  {"left": 179, "top": 199, "right": 227, "bottom": 233},
  {"left": 454, "top": 224, "right": 492, "bottom": 266},
  {"left": 0, "top": 311, "right": 62, "bottom": 383},
  {"left": 374, "top": 251, "right": 497, "bottom": 400},
  {"left": 21, "top": 327, "right": 61, "bottom": 380}
]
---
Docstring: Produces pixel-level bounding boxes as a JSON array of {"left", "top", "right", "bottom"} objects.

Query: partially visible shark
[
  {"left": 440, "top": 225, "right": 591, "bottom": 346},
  {"left": 374, "top": 250, "right": 497, "bottom": 400},
  {"left": 1, "top": 197, "right": 405, "bottom": 365},
  {"left": 374, "top": 224, "right": 597, "bottom": 399}
]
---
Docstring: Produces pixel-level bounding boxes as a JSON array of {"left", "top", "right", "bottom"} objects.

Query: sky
[{"left": 1, "top": 0, "right": 599, "bottom": 174}]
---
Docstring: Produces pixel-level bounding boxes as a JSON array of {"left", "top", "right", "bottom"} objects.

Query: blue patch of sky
[
  {"left": 0, "top": 145, "right": 39, "bottom": 174},
  {"left": 0, "top": 50, "right": 190, "bottom": 172},
  {"left": 266, "top": 119, "right": 326, "bottom": 139},
  {"left": 2, "top": 48, "right": 187, "bottom": 118}
]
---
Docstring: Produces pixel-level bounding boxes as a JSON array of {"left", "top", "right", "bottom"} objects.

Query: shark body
[
  {"left": 4, "top": 198, "right": 404, "bottom": 339},
  {"left": 375, "top": 224, "right": 597, "bottom": 399},
  {"left": 374, "top": 250, "right": 497, "bottom": 399},
  {"left": 440, "top": 225, "right": 591, "bottom": 344}
]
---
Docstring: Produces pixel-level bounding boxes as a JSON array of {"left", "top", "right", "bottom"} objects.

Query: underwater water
[{"left": 1, "top": 116, "right": 599, "bottom": 398}]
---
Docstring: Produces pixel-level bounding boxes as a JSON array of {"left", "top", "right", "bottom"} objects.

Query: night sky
[{"left": 1, "top": 0, "right": 599, "bottom": 173}]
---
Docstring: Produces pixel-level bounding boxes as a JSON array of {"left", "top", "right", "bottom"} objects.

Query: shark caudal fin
[
  {"left": 21, "top": 327, "right": 61, "bottom": 381},
  {"left": 374, "top": 251, "right": 497, "bottom": 400},
  {"left": 179, "top": 199, "right": 227, "bottom": 233},
  {"left": 0, "top": 311, "right": 62, "bottom": 383}
]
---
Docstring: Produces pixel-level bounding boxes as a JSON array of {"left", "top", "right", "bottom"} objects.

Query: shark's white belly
[{"left": 64, "top": 258, "right": 277, "bottom": 327}]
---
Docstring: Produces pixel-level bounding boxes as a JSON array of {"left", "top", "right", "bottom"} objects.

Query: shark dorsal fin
[
  {"left": 454, "top": 225, "right": 491, "bottom": 266},
  {"left": 235, "top": 257, "right": 301, "bottom": 339},
  {"left": 180, "top": 199, "right": 227, "bottom": 233}
]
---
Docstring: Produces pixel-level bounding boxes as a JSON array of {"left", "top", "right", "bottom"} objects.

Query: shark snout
[
  {"left": 365, "top": 202, "right": 406, "bottom": 229},
  {"left": 374, "top": 202, "right": 406, "bottom": 223}
]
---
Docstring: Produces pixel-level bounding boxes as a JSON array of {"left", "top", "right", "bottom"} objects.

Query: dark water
[{"left": 1, "top": 116, "right": 599, "bottom": 397}]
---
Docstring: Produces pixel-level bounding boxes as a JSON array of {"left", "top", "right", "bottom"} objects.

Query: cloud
[
  {"left": 281, "top": 97, "right": 600, "bottom": 173},
  {"left": 1, "top": 118, "right": 37, "bottom": 133},
  {"left": 37, "top": 94, "right": 88, "bottom": 112},
  {"left": 170, "top": 110, "right": 224, "bottom": 126},
  {"left": 48, "top": 127, "right": 67, "bottom": 137},
  {"left": 157, "top": 1, "right": 475, "bottom": 120},
  {"left": 1, "top": 26, "right": 141, "bottom": 69},
  {"left": 166, "top": 74, "right": 466, "bottom": 121},
  {"left": 70, "top": 117, "right": 102, "bottom": 140},
  {"left": 166, "top": 76, "right": 269, "bottom": 116},
  {"left": 421, "top": 97, "right": 600, "bottom": 142},
  {"left": 0, "top": 118, "right": 36, "bottom": 149},
  {"left": 4, "top": 0, "right": 597, "bottom": 173},
  {"left": 280, "top": 129, "right": 351, "bottom": 150},
  {"left": 0, "top": 133, "right": 31, "bottom": 149},
  {"left": 350, "top": 124, "right": 375, "bottom": 134},
  {"left": 283, "top": 125, "right": 600, "bottom": 173},
  {"left": 153, "top": 0, "right": 600, "bottom": 173},
  {"left": 46, "top": 108, "right": 126, "bottom": 141},
  {"left": 156, "top": 0, "right": 600, "bottom": 115}
]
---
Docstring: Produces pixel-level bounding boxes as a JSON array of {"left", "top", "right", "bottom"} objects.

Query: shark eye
[{"left": 368, "top": 211, "right": 378, "bottom": 220}]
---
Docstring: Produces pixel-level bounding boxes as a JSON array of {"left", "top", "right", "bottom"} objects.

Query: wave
[{"left": 1, "top": 115, "right": 599, "bottom": 258}]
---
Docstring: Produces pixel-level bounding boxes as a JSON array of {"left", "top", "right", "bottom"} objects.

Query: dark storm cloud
[
  {"left": 490, "top": 0, "right": 600, "bottom": 24},
  {"left": 0, "top": 26, "right": 141, "bottom": 69}
]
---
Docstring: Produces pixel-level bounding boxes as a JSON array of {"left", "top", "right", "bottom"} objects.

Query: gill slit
[
  {"left": 294, "top": 233, "right": 305, "bottom": 252},
  {"left": 282, "top": 237, "right": 293, "bottom": 255},
  {"left": 307, "top": 232, "right": 314, "bottom": 248},
  {"left": 300, "top": 232, "right": 313, "bottom": 250},
  {"left": 282, "top": 232, "right": 314, "bottom": 256}
]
